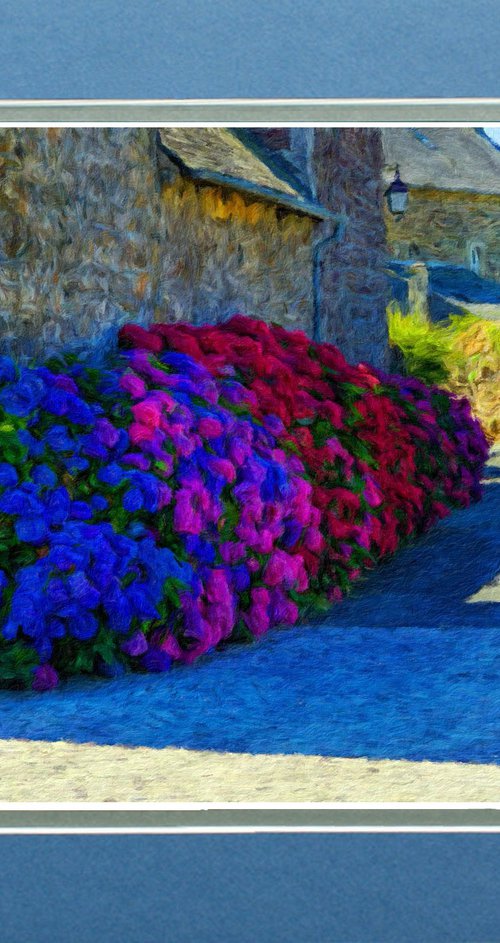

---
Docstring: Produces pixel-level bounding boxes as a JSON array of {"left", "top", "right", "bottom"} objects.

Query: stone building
[
  {"left": 383, "top": 128, "right": 500, "bottom": 279},
  {"left": 155, "top": 127, "right": 332, "bottom": 336},
  {"left": 252, "top": 128, "right": 390, "bottom": 366},
  {"left": 0, "top": 127, "right": 391, "bottom": 367}
]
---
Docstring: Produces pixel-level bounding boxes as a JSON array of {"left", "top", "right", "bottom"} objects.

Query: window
[{"left": 469, "top": 243, "right": 483, "bottom": 275}]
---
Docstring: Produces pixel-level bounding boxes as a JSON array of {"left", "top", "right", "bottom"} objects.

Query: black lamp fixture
[{"left": 385, "top": 165, "right": 409, "bottom": 216}]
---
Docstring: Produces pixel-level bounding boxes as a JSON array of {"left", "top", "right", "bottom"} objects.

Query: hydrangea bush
[
  {"left": 0, "top": 315, "right": 489, "bottom": 690},
  {"left": 122, "top": 316, "right": 488, "bottom": 590}
]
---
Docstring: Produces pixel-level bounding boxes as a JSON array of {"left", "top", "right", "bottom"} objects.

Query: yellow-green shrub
[{"left": 388, "top": 306, "right": 500, "bottom": 442}]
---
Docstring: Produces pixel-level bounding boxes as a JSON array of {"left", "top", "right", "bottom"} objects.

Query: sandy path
[{"left": 1, "top": 738, "right": 500, "bottom": 802}]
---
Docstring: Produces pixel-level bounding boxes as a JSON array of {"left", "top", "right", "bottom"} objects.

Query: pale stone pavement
[{"left": 2, "top": 738, "right": 500, "bottom": 802}]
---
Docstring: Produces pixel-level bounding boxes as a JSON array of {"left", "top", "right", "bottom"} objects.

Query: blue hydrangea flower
[
  {"left": 0, "top": 372, "right": 45, "bottom": 416},
  {"left": 0, "top": 356, "right": 16, "bottom": 385},
  {"left": 0, "top": 569, "right": 7, "bottom": 604},
  {"left": 17, "top": 429, "right": 45, "bottom": 458},
  {"left": 32, "top": 464, "right": 57, "bottom": 489},
  {"left": 0, "top": 463, "right": 18, "bottom": 488},
  {"left": 122, "top": 487, "right": 144, "bottom": 513},
  {"left": 45, "top": 425, "right": 75, "bottom": 453},
  {"left": 14, "top": 515, "right": 48, "bottom": 544},
  {"left": 97, "top": 463, "right": 127, "bottom": 486}
]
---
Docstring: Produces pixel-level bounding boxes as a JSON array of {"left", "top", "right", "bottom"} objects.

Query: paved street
[{"left": 0, "top": 451, "right": 498, "bottom": 802}]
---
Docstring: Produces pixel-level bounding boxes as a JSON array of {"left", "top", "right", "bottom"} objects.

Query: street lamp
[{"left": 385, "top": 165, "right": 409, "bottom": 216}]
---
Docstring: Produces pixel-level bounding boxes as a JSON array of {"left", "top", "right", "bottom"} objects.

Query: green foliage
[
  {"left": 387, "top": 304, "right": 500, "bottom": 387},
  {"left": 387, "top": 305, "right": 456, "bottom": 385},
  {"left": 0, "top": 640, "right": 39, "bottom": 686}
]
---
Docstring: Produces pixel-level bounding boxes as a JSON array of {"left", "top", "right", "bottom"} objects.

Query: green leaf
[
  {"left": 72, "top": 649, "right": 94, "bottom": 674},
  {"left": 91, "top": 629, "right": 119, "bottom": 664}
]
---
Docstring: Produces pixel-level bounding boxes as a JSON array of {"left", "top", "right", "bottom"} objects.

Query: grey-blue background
[
  {"left": 1, "top": 0, "right": 499, "bottom": 100},
  {"left": 3, "top": 2, "right": 500, "bottom": 940},
  {"left": 1, "top": 834, "right": 499, "bottom": 942}
]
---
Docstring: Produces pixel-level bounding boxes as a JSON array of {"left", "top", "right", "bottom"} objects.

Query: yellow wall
[{"left": 158, "top": 177, "right": 315, "bottom": 330}]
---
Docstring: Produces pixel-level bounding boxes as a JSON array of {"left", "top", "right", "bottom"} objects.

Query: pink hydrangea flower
[
  {"left": 244, "top": 587, "right": 271, "bottom": 636},
  {"left": 208, "top": 458, "right": 236, "bottom": 483},
  {"left": 174, "top": 488, "right": 203, "bottom": 535},
  {"left": 263, "top": 549, "right": 302, "bottom": 588},
  {"left": 198, "top": 417, "right": 224, "bottom": 439},
  {"left": 363, "top": 475, "right": 383, "bottom": 508},
  {"left": 131, "top": 399, "right": 163, "bottom": 429},
  {"left": 119, "top": 372, "right": 147, "bottom": 399},
  {"left": 304, "top": 526, "right": 324, "bottom": 553},
  {"left": 250, "top": 527, "right": 275, "bottom": 554},
  {"left": 129, "top": 422, "right": 155, "bottom": 445}
]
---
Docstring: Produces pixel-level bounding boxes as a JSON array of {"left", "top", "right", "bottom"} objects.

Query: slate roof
[
  {"left": 382, "top": 128, "right": 500, "bottom": 195},
  {"left": 157, "top": 127, "right": 334, "bottom": 220}
]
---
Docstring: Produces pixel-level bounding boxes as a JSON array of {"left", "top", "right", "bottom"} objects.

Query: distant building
[{"left": 382, "top": 128, "right": 500, "bottom": 280}]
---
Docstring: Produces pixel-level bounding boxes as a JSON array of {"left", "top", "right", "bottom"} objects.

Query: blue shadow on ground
[
  {"left": 388, "top": 260, "right": 500, "bottom": 322},
  {"left": 0, "top": 462, "right": 498, "bottom": 764}
]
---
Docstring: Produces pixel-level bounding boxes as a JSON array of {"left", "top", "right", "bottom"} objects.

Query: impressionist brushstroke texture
[
  {"left": 388, "top": 308, "right": 500, "bottom": 441},
  {"left": 383, "top": 129, "right": 500, "bottom": 278},
  {"left": 0, "top": 316, "right": 488, "bottom": 689},
  {"left": 0, "top": 126, "right": 493, "bottom": 692},
  {"left": 0, "top": 127, "right": 389, "bottom": 367},
  {"left": 0, "top": 451, "right": 498, "bottom": 778},
  {"left": 0, "top": 129, "right": 161, "bottom": 357}
]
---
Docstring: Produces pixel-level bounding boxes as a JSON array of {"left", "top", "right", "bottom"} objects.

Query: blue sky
[{"left": 483, "top": 127, "right": 500, "bottom": 146}]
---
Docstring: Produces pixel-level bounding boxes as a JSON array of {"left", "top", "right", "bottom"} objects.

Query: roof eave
[
  {"left": 156, "top": 131, "right": 338, "bottom": 221},
  {"left": 188, "top": 168, "right": 337, "bottom": 221}
]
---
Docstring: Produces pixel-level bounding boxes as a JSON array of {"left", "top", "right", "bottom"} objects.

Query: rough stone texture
[
  {"left": 0, "top": 128, "right": 390, "bottom": 367},
  {"left": 385, "top": 190, "right": 500, "bottom": 280},
  {"left": 157, "top": 176, "right": 315, "bottom": 331},
  {"left": 0, "top": 128, "right": 162, "bottom": 361},
  {"left": 310, "top": 129, "right": 391, "bottom": 367},
  {"left": 246, "top": 128, "right": 391, "bottom": 367}
]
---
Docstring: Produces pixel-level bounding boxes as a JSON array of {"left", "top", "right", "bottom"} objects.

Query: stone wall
[
  {"left": 157, "top": 176, "right": 315, "bottom": 332},
  {"left": 385, "top": 189, "right": 500, "bottom": 280},
  {"left": 0, "top": 128, "right": 316, "bottom": 360},
  {"left": 250, "top": 128, "right": 391, "bottom": 367},
  {"left": 0, "top": 128, "right": 161, "bottom": 361},
  {"left": 310, "top": 129, "right": 390, "bottom": 367},
  {"left": 0, "top": 127, "right": 390, "bottom": 369}
]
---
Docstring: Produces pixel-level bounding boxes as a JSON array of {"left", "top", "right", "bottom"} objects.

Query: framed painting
[{"left": 0, "top": 99, "right": 499, "bottom": 831}]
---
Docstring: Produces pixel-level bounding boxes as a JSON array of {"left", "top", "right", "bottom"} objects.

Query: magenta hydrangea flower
[
  {"left": 0, "top": 312, "right": 487, "bottom": 692},
  {"left": 32, "top": 664, "right": 59, "bottom": 692}
]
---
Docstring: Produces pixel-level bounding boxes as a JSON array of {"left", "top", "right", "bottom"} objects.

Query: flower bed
[{"left": 0, "top": 316, "right": 489, "bottom": 690}]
